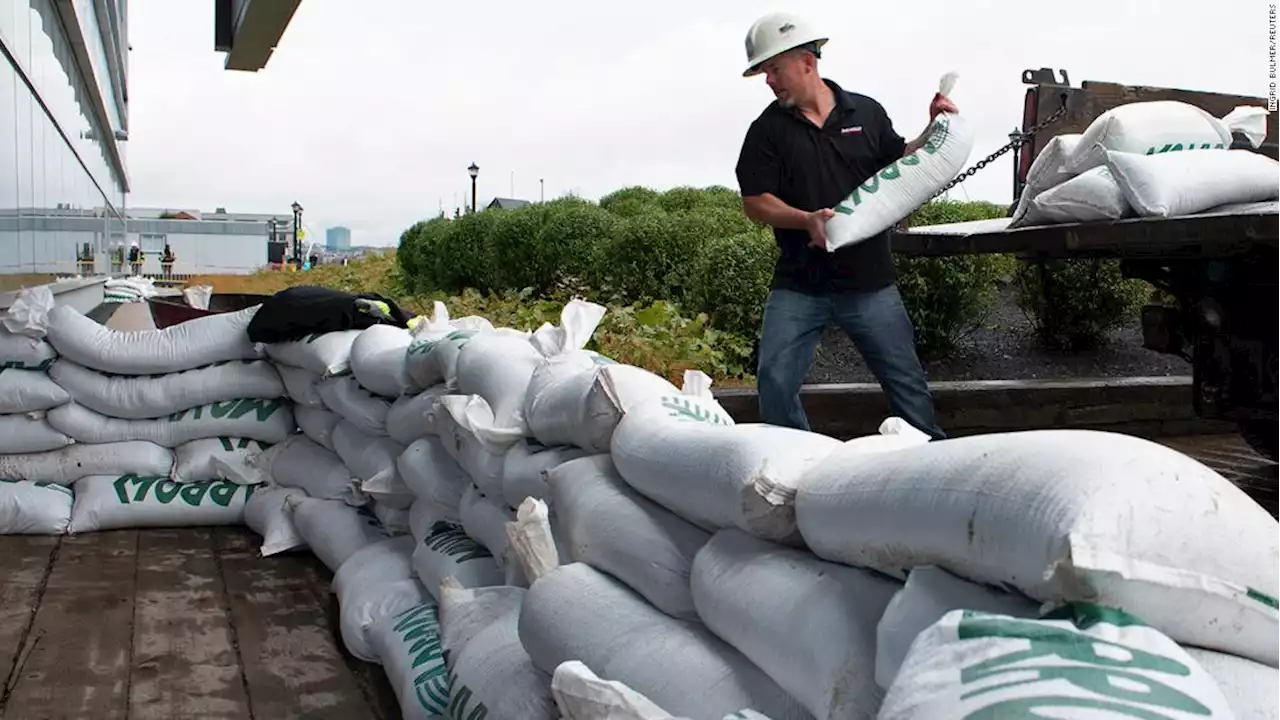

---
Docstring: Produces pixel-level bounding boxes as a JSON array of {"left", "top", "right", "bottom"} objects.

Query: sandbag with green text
[
  {"left": 794, "top": 429, "right": 1280, "bottom": 666},
  {"left": 69, "top": 474, "right": 255, "bottom": 533},
  {"left": 823, "top": 72, "right": 974, "bottom": 251},
  {"left": 368, "top": 601, "right": 448, "bottom": 720},
  {"left": 878, "top": 604, "right": 1235, "bottom": 720}
]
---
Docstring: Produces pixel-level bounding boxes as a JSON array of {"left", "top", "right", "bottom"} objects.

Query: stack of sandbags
[
  {"left": 789, "top": 428, "right": 1279, "bottom": 717},
  {"left": 509, "top": 499, "right": 812, "bottom": 720},
  {"left": 103, "top": 276, "right": 158, "bottom": 304},
  {"left": 1011, "top": 101, "right": 1273, "bottom": 227},
  {"left": 30, "top": 302, "right": 287, "bottom": 535}
]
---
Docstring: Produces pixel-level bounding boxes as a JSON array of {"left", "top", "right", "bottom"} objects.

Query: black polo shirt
[{"left": 736, "top": 79, "right": 907, "bottom": 295}]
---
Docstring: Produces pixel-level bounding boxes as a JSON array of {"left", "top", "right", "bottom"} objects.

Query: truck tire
[{"left": 1238, "top": 419, "right": 1278, "bottom": 462}]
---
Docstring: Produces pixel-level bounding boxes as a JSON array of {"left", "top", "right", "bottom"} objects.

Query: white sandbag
[
  {"left": 408, "top": 497, "right": 439, "bottom": 542},
  {"left": 70, "top": 474, "right": 253, "bottom": 533},
  {"left": 501, "top": 439, "right": 592, "bottom": 507},
  {"left": 0, "top": 368, "right": 69, "bottom": 413},
  {"left": 0, "top": 479, "right": 73, "bottom": 534},
  {"left": 525, "top": 360, "right": 680, "bottom": 453},
  {"left": 386, "top": 387, "right": 447, "bottom": 445},
  {"left": 362, "top": 468, "right": 416, "bottom": 511},
  {"left": 519, "top": 562, "right": 813, "bottom": 720},
  {"left": 317, "top": 375, "right": 391, "bottom": 436},
  {"left": 1106, "top": 148, "right": 1280, "bottom": 218},
  {"left": 0, "top": 440, "right": 173, "bottom": 485},
  {"left": 454, "top": 331, "right": 545, "bottom": 439},
  {"left": 287, "top": 495, "right": 391, "bottom": 572},
  {"left": 275, "top": 363, "right": 326, "bottom": 408},
  {"left": 0, "top": 412, "right": 73, "bottom": 453},
  {"left": 612, "top": 406, "right": 840, "bottom": 542},
  {"left": 1027, "top": 165, "right": 1131, "bottom": 224},
  {"left": 824, "top": 73, "right": 973, "bottom": 251},
  {"left": 550, "top": 661, "right": 779, "bottom": 720},
  {"left": 48, "top": 359, "right": 284, "bottom": 420},
  {"left": 1009, "top": 133, "right": 1083, "bottom": 226},
  {"left": 183, "top": 285, "right": 212, "bottom": 310},
  {"left": 794, "top": 428, "right": 1280, "bottom": 665},
  {"left": 879, "top": 604, "right": 1235, "bottom": 720},
  {"left": 397, "top": 436, "right": 470, "bottom": 524},
  {"left": 264, "top": 329, "right": 362, "bottom": 377},
  {"left": 450, "top": 301, "right": 601, "bottom": 444},
  {"left": 692, "top": 529, "right": 900, "bottom": 720},
  {"left": 419, "top": 320, "right": 497, "bottom": 390},
  {"left": 332, "top": 420, "right": 406, "bottom": 481},
  {"left": 243, "top": 483, "right": 308, "bottom": 556},
  {"left": 411, "top": 519, "right": 504, "bottom": 599},
  {"left": 373, "top": 501, "right": 412, "bottom": 535},
  {"left": 367, "top": 601, "right": 449, "bottom": 719},
  {"left": 459, "top": 484, "right": 518, "bottom": 574},
  {"left": 875, "top": 565, "right": 1039, "bottom": 691},
  {"left": 3, "top": 286, "right": 54, "bottom": 338},
  {"left": 268, "top": 435, "right": 363, "bottom": 504},
  {"left": 332, "top": 535, "right": 422, "bottom": 661},
  {"left": 1185, "top": 648, "right": 1279, "bottom": 720},
  {"left": 350, "top": 324, "right": 414, "bottom": 398},
  {"left": 46, "top": 304, "right": 260, "bottom": 375},
  {"left": 172, "top": 437, "right": 271, "bottom": 484},
  {"left": 436, "top": 394, "right": 510, "bottom": 498},
  {"left": 295, "top": 405, "right": 340, "bottom": 450},
  {"left": 549, "top": 454, "right": 709, "bottom": 620},
  {"left": 0, "top": 328, "right": 57, "bottom": 370},
  {"left": 1064, "top": 100, "right": 1265, "bottom": 174},
  {"left": 438, "top": 582, "right": 558, "bottom": 720},
  {"left": 47, "top": 398, "right": 294, "bottom": 448}
]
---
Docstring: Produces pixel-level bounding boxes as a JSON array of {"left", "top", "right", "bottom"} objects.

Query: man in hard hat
[{"left": 735, "top": 12, "right": 952, "bottom": 439}]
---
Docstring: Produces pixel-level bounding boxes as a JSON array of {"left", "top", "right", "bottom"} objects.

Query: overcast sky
[{"left": 124, "top": 0, "right": 1266, "bottom": 247}]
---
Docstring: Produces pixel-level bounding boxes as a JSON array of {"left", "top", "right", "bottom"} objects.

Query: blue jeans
[{"left": 756, "top": 285, "right": 945, "bottom": 439}]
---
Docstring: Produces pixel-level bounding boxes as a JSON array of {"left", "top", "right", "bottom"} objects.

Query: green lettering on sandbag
[
  {"left": 1248, "top": 587, "right": 1279, "bottom": 609},
  {"left": 393, "top": 603, "right": 435, "bottom": 630},
  {"left": 115, "top": 475, "right": 160, "bottom": 503},
  {"left": 962, "top": 695, "right": 1201, "bottom": 720},
  {"left": 447, "top": 672, "right": 488, "bottom": 720},
  {"left": 216, "top": 398, "right": 282, "bottom": 422},
  {"left": 415, "top": 674, "right": 449, "bottom": 714},
  {"left": 218, "top": 437, "right": 235, "bottom": 452},
  {"left": 180, "top": 482, "right": 211, "bottom": 506},
  {"left": 659, "top": 396, "right": 730, "bottom": 426},
  {"left": 153, "top": 480, "right": 181, "bottom": 504},
  {"left": 208, "top": 481, "right": 239, "bottom": 507},
  {"left": 879, "top": 162, "right": 902, "bottom": 181},
  {"left": 901, "top": 154, "right": 922, "bottom": 166},
  {"left": 956, "top": 609, "right": 1208, "bottom": 715},
  {"left": 169, "top": 404, "right": 205, "bottom": 422},
  {"left": 833, "top": 203, "right": 854, "bottom": 215},
  {"left": 859, "top": 173, "right": 882, "bottom": 195},
  {"left": 406, "top": 339, "right": 435, "bottom": 357}
]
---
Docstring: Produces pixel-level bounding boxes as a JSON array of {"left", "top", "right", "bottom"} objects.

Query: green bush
[
  {"left": 683, "top": 228, "right": 777, "bottom": 338},
  {"left": 895, "top": 200, "right": 1016, "bottom": 358},
  {"left": 599, "top": 186, "right": 662, "bottom": 217},
  {"left": 1013, "top": 259, "right": 1151, "bottom": 350},
  {"left": 433, "top": 209, "right": 499, "bottom": 293}
]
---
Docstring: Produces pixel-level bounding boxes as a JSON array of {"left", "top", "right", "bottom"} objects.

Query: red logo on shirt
[{"left": 841, "top": 126, "right": 863, "bottom": 134}]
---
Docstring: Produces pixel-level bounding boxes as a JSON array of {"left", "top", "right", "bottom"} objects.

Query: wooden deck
[{"left": 0, "top": 527, "right": 397, "bottom": 720}]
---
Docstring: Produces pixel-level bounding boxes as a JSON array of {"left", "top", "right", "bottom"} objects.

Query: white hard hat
[{"left": 742, "top": 12, "right": 827, "bottom": 77}]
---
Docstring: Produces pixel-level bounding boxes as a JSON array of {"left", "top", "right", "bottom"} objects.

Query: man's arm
[
  {"left": 736, "top": 120, "right": 833, "bottom": 246},
  {"left": 895, "top": 94, "right": 960, "bottom": 159}
]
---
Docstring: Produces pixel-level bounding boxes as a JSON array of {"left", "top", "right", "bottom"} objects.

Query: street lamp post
[
  {"left": 467, "top": 163, "right": 479, "bottom": 213},
  {"left": 290, "top": 202, "right": 303, "bottom": 267},
  {"left": 540, "top": 178, "right": 544, "bottom": 202}
]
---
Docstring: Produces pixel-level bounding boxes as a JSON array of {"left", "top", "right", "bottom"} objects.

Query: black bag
[{"left": 246, "top": 285, "right": 413, "bottom": 344}]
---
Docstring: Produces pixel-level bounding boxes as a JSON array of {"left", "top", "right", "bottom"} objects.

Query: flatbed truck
[{"left": 893, "top": 69, "right": 1279, "bottom": 461}]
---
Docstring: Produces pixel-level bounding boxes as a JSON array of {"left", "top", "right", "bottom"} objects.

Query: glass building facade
[{"left": 0, "top": 0, "right": 129, "bottom": 275}]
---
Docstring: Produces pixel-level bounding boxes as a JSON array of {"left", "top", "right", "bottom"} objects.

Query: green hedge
[{"left": 397, "top": 186, "right": 1144, "bottom": 370}]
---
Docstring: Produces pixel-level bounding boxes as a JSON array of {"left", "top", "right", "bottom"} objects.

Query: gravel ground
[{"left": 806, "top": 283, "right": 1191, "bottom": 384}]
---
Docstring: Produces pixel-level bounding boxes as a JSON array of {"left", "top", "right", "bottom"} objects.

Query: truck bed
[
  {"left": 892, "top": 200, "right": 1279, "bottom": 258},
  {"left": 0, "top": 527, "right": 398, "bottom": 720}
]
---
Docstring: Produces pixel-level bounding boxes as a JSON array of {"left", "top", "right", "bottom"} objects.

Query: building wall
[
  {"left": 0, "top": 0, "right": 129, "bottom": 276},
  {"left": 326, "top": 226, "right": 351, "bottom": 251}
]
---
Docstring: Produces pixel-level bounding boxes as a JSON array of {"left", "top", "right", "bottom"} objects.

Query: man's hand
[
  {"left": 805, "top": 208, "right": 835, "bottom": 249},
  {"left": 930, "top": 93, "right": 959, "bottom": 119}
]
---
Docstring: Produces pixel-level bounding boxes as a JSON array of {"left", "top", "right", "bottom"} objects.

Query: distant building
[
  {"left": 326, "top": 226, "right": 352, "bottom": 251},
  {"left": 486, "top": 198, "right": 531, "bottom": 211}
]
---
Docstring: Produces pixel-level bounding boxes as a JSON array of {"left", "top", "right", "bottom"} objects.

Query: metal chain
[{"left": 930, "top": 99, "right": 1071, "bottom": 198}]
